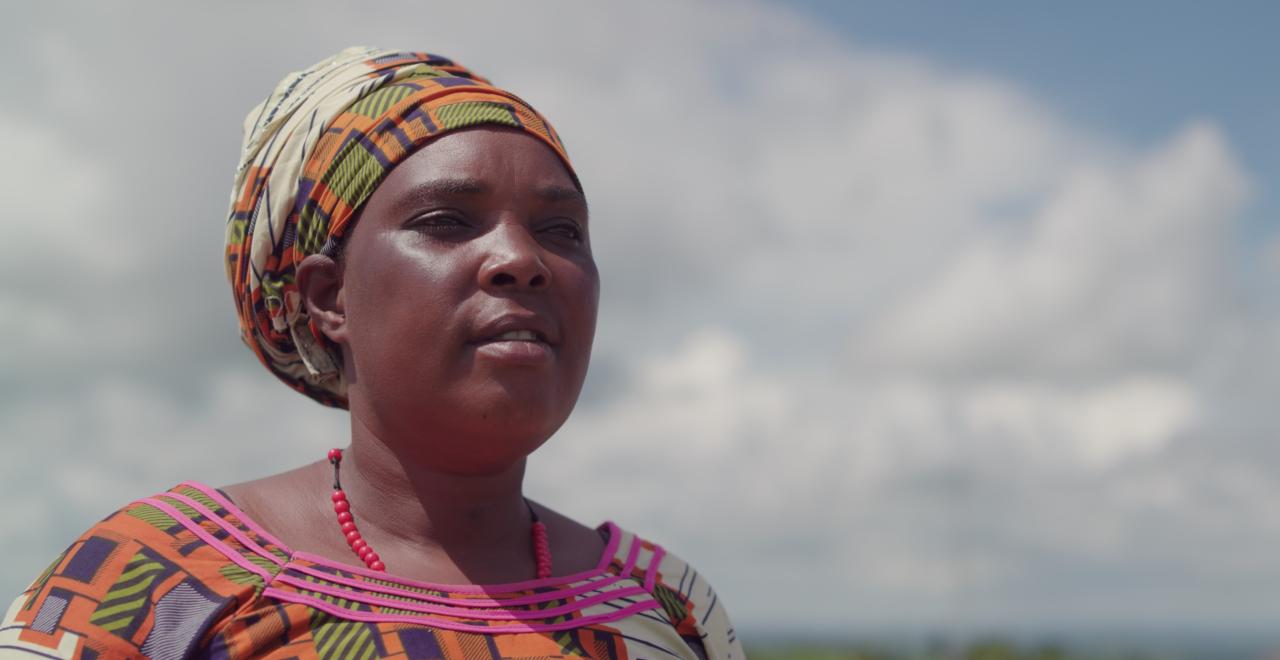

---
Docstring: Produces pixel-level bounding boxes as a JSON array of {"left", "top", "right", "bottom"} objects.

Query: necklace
[{"left": 326, "top": 448, "right": 552, "bottom": 577}]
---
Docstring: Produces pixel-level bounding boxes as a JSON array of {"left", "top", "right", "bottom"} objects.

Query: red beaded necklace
[{"left": 326, "top": 448, "right": 552, "bottom": 577}]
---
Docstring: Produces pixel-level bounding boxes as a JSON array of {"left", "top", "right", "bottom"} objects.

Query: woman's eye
[
  {"left": 543, "top": 222, "right": 584, "bottom": 242},
  {"left": 410, "top": 214, "right": 468, "bottom": 234}
]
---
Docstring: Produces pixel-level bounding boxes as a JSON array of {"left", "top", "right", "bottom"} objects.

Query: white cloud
[
  {"left": 855, "top": 122, "right": 1246, "bottom": 374},
  {"left": 958, "top": 376, "right": 1198, "bottom": 470},
  {"left": 3, "top": 0, "right": 1276, "bottom": 634},
  {"left": 0, "top": 371, "right": 348, "bottom": 587},
  {"left": 0, "top": 114, "right": 128, "bottom": 274},
  {"left": 535, "top": 327, "right": 792, "bottom": 522}
]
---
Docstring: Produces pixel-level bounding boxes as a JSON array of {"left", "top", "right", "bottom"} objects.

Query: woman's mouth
[
  {"left": 474, "top": 329, "right": 554, "bottom": 364},
  {"left": 490, "top": 329, "right": 545, "bottom": 342}
]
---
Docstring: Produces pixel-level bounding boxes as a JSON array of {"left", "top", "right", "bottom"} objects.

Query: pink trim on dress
[
  {"left": 262, "top": 586, "right": 663, "bottom": 634},
  {"left": 276, "top": 531, "right": 648, "bottom": 616},
  {"left": 273, "top": 573, "right": 653, "bottom": 620},
  {"left": 620, "top": 530, "right": 642, "bottom": 576},
  {"left": 158, "top": 491, "right": 285, "bottom": 567},
  {"left": 286, "top": 521, "right": 627, "bottom": 594},
  {"left": 644, "top": 545, "right": 668, "bottom": 592},
  {"left": 179, "top": 481, "right": 291, "bottom": 550},
  {"left": 176, "top": 481, "right": 626, "bottom": 593},
  {"left": 139, "top": 497, "right": 275, "bottom": 582},
  {"left": 285, "top": 561, "right": 630, "bottom": 607}
]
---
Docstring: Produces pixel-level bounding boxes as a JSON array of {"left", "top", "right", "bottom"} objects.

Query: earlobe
[{"left": 297, "top": 254, "right": 348, "bottom": 345}]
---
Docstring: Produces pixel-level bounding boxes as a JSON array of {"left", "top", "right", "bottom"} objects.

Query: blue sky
[{"left": 796, "top": 1, "right": 1279, "bottom": 248}]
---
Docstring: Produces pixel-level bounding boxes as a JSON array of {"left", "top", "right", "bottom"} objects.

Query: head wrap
[{"left": 225, "top": 47, "right": 577, "bottom": 408}]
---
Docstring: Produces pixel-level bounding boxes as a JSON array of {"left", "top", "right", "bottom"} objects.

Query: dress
[{"left": 1, "top": 483, "right": 743, "bottom": 659}]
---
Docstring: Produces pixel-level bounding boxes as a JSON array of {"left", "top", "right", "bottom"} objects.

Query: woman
[{"left": 3, "top": 47, "right": 743, "bottom": 659}]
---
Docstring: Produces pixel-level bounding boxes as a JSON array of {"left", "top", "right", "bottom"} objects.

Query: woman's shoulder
[
  {"left": 600, "top": 522, "right": 745, "bottom": 659},
  {"left": 2, "top": 482, "right": 281, "bottom": 658}
]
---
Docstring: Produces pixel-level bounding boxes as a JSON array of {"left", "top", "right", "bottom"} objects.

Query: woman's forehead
[{"left": 372, "top": 129, "right": 585, "bottom": 207}]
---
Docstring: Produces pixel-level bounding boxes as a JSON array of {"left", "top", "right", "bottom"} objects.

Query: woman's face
[{"left": 318, "top": 127, "right": 598, "bottom": 474}]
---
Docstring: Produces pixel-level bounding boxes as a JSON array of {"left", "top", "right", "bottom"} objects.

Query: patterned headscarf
[{"left": 225, "top": 47, "right": 577, "bottom": 408}]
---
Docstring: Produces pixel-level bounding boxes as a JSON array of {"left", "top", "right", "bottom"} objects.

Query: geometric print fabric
[{"left": 3, "top": 482, "right": 744, "bottom": 658}]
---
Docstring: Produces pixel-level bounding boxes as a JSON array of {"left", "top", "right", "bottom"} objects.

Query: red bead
[
  {"left": 364, "top": 552, "right": 380, "bottom": 564},
  {"left": 368, "top": 560, "right": 385, "bottom": 572},
  {"left": 345, "top": 530, "right": 361, "bottom": 544},
  {"left": 351, "top": 538, "right": 367, "bottom": 551},
  {"left": 333, "top": 500, "right": 350, "bottom": 514},
  {"left": 341, "top": 521, "right": 357, "bottom": 534},
  {"left": 336, "top": 511, "right": 353, "bottom": 524},
  {"left": 327, "top": 448, "right": 342, "bottom": 462},
  {"left": 331, "top": 490, "right": 347, "bottom": 502}
]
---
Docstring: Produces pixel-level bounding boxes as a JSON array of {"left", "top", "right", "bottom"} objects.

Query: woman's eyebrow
[
  {"left": 388, "top": 178, "right": 486, "bottom": 217},
  {"left": 535, "top": 184, "right": 589, "bottom": 213},
  {"left": 406, "top": 178, "right": 489, "bottom": 199},
  {"left": 534, "top": 184, "right": 585, "bottom": 203},
  {"left": 395, "top": 179, "right": 587, "bottom": 211}
]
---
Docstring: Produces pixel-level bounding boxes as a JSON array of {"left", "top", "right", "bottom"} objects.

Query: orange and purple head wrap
[{"left": 225, "top": 47, "right": 577, "bottom": 408}]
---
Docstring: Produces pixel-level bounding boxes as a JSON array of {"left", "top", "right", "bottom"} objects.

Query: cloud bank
[{"left": 2, "top": 0, "right": 1275, "bottom": 635}]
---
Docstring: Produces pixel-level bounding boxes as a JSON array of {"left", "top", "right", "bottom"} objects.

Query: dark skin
[{"left": 223, "top": 127, "right": 604, "bottom": 585}]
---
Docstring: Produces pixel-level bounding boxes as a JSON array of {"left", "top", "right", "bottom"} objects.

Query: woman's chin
[
  {"left": 468, "top": 401, "right": 567, "bottom": 447},
  {"left": 397, "top": 397, "right": 562, "bottom": 448},
  {"left": 417, "top": 421, "right": 556, "bottom": 476}
]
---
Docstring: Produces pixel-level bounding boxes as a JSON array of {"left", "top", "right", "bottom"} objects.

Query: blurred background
[{"left": 3, "top": 2, "right": 1278, "bottom": 658}]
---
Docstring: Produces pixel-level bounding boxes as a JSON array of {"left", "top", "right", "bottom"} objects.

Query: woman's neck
[{"left": 339, "top": 415, "right": 534, "bottom": 558}]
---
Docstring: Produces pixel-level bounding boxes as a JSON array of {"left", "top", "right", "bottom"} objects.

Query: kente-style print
[{"left": 3, "top": 482, "right": 742, "bottom": 658}]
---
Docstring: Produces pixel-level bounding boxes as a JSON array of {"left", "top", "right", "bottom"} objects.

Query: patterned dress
[{"left": 2, "top": 483, "right": 743, "bottom": 659}]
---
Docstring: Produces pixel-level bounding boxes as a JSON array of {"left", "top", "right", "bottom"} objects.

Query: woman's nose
[{"left": 478, "top": 223, "right": 550, "bottom": 291}]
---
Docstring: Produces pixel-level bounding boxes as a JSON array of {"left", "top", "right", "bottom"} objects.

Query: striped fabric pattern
[
  {"left": 224, "top": 47, "right": 578, "bottom": 408},
  {"left": 3, "top": 483, "right": 744, "bottom": 658},
  {"left": 86, "top": 550, "right": 170, "bottom": 634}
]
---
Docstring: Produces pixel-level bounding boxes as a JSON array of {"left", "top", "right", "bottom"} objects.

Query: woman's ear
[{"left": 297, "top": 253, "right": 347, "bottom": 345}]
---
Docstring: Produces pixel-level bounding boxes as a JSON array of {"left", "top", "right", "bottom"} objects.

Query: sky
[{"left": 2, "top": 0, "right": 1278, "bottom": 642}]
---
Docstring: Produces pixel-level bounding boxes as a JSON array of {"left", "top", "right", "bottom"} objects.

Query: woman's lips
[
  {"left": 473, "top": 336, "right": 554, "bottom": 364},
  {"left": 469, "top": 316, "right": 558, "bottom": 365},
  {"left": 473, "top": 314, "right": 558, "bottom": 346}
]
